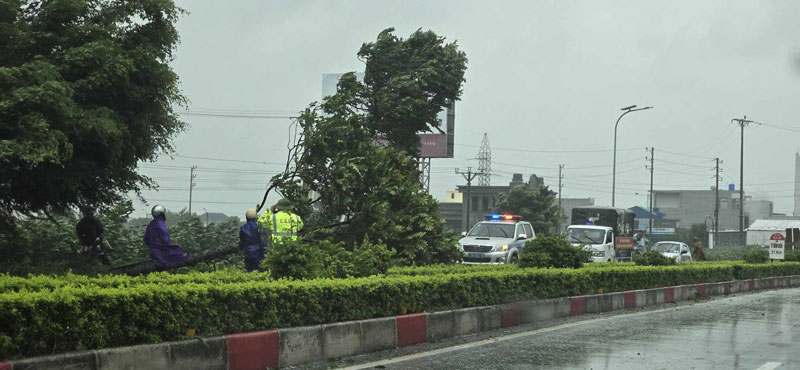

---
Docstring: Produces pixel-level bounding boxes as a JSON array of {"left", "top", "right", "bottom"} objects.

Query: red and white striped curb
[{"left": 3, "top": 276, "right": 798, "bottom": 370}]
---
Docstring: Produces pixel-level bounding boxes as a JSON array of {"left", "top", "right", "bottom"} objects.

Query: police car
[{"left": 458, "top": 214, "right": 535, "bottom": 264}]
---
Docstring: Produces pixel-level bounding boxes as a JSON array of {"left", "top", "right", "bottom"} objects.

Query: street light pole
[{"left": 612, "top": 105, "right": 653, "bottom": 206}]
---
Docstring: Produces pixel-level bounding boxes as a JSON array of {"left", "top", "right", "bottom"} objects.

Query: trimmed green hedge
[
  {"left": 386, "top": 264, "right": 517, "bottom": 276},
  {"left": 0, "top": 268, "right": 270, "bottom": 294},
  {"left": 2, "top": 262, "right": 800, "bottom": 360}
]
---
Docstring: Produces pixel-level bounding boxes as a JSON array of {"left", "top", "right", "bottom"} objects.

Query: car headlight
[
  {"left": 457, "top": 244, "right": 464, "bottom": 251},
  {"left": 593, "top": 251, "right": 606, "bottom": 257},
  {"left": 501, "top": 244, "right": 508, "bottom": 251}
]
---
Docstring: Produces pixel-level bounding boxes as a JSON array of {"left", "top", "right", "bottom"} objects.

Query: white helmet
[{"left": 151, "top": 205, "right": 166, "bottom": 218}]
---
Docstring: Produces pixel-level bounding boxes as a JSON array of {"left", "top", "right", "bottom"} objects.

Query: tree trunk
[{"left": 110, "top": 244, "right": 239, "bottom": 276}]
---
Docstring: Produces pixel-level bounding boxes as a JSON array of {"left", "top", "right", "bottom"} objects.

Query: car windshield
[
  {"left": 468, "top": 223, "right": 516, "bottom": 238},
  {"left": 654, "top": 243, "right": 681, "bottom": 253},
  {"left": 567, "top": 228, "right": 605, "bottom": 244}
]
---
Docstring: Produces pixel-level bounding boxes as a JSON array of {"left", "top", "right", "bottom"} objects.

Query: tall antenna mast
[{"left": 477, "top": 133, "right": 491, "bottom": 186}]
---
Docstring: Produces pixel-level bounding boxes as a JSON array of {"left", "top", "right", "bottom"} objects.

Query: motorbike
[{"left": 82, "top": 236, "right": 112, "bottom": 265}]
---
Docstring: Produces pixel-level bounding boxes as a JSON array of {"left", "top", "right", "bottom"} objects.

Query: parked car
[{"left": 651, "top": 241, "right": 692, "bottom": 262}]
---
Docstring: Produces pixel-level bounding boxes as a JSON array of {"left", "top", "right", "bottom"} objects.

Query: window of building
[
  {"left": 482, "top": 197, "right": 490, "bottom": 210},
  {"left": 472, "top": 197, "right": 479, "bottom": 211}
]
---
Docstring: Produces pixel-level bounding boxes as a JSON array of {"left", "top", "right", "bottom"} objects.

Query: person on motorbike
[
  {"left": 143, "top": 205, "right": 191, "bottom": 271},
  {"left": 75, "top": 207, "right": 113, "bottom": 265}
]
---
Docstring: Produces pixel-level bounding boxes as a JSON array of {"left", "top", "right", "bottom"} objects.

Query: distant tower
[
  {"left": 477, "top": 133, "right": 491, "bottom": 186},
  {"left": 795, "top": 152, "right": 800, "bottom": 216}
]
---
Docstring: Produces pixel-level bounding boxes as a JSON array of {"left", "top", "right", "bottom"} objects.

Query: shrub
[
  {"left": 263, "top": 239, "right": 326, "bottom": 280},
  {"left": 518, "top": 236, "right": 592, "bottom": 269},
  {"left": 263, "top": 239, "right": 395, "bottom": 280},
  {"left": 351, "top": 239, "right": 395, "bottom": 277},
  {"left": 634, "top": 251, "right": 677, "bottom": 266},
  {"left": 706, "top": 245, "right": 762, "bottom": 261},
  {"left": 743, "top": 248, "right": 769, "bottom": 264},
  {"left": 784, "top": 250, "right": 800, "bottom": 262}
]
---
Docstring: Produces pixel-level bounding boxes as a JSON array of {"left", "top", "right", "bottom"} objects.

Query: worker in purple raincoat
[{"left": 143, "top": 205, "right": 190, "bottom": 271}]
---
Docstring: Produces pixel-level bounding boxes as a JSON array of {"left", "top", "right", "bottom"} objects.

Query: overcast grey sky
[{"left": 132, "top": 0, "right": 800, "bottom": 219}]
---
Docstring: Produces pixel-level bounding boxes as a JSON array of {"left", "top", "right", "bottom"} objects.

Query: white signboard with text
[{"left": 768, "top": 233, "right": 785, "bottom": 260}]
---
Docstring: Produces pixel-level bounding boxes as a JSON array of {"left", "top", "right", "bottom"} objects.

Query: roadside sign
[
  {"left": 615, "top": 236, "right": 634, "bottom": 250},
  {"left": 769, "top": 233, "right": 785, "bottom": 260}
]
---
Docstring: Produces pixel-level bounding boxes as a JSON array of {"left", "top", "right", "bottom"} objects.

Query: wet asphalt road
[{"left": 343, "top": 289, "right": 800, "bottom": 370}]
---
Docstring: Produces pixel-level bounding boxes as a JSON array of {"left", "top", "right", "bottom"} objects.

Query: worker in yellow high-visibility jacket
[{"left": 258, "top": 198, "right": 304, "bottom": 244}]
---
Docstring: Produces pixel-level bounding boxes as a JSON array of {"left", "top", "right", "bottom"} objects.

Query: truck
[
  {"left": 457, "top": 214, "right": 535, "bottom": 264},
  {"left": 566, "top": 206, "right": 636, "bottom": 262}
]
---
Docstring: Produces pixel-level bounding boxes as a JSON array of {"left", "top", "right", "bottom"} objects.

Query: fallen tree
[{"left": 109, "top": 243, "right": 239, "bottom": 276}]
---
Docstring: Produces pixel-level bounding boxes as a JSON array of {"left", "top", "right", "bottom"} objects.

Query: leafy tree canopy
[
  {"left": 359, "top": 27, "right": 467, "bottom": 155},
  {"left": 272, "top": 28, "right": 467, "bottom": 265},
  {"left": 0, "top": 0, "right": 186, "bottom": 228},
  {"left": 495, "top": 185, "right": 561, "bottom": 235}
]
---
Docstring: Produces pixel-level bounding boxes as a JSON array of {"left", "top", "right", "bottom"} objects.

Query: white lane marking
[
  {"left": 755, "top": 362, "right": 782, "bottom": 370},
  {"left": 338, "top": 304, "right": 689, "bottom": 370}
]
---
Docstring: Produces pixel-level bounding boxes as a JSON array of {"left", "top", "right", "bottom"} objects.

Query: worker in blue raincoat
[
  {"left": 239, "top": 208, "right": 266, "bottom": 272},
  {"left": 143, "top": 205, "right": 191, "bottom": 271}
]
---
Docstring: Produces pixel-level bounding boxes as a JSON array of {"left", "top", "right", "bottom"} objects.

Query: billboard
[
  {"left": 419, "top": 133, "right": 448, "bottom": 158},
  {"left": 322, "top": 73, "right": 454, "bottom": 158}
]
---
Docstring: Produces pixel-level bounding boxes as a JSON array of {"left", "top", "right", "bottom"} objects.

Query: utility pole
[
  {"left": 456, "top": 167, "right": 481, "bottom": 232},
  {"left": 189, "top": 165, "right": 197, "bottom": 215},
  {"left": 713, "top": 158, "right": 722, "bottom": 247},
  {"left": 558, "top": 164, "right": 564, "bottom": 232},
  {"left": 646, "top": 148, "right": 655, "bottom": 241},
  {"left": 732, "top": 116, "right": 760, "bottom": 245}
]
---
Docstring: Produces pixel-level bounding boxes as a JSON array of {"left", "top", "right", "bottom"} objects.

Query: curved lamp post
[{"left": 613, "top": 105, "right": 653, "bottom": 206}]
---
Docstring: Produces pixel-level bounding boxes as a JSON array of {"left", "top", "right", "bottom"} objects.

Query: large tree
[
  {"left": 271, "top": 28, "right": 467, "bottom": 265},
  {"left": 0, "top": 0, "right": 185, "bottom": 228},
  {"left": 495, "top": 185, "right": 561, "bottom": 236}
]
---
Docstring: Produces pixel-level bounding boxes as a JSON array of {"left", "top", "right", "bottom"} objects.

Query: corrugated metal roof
[{"left": 747, "top": 219, "right": 800, "bottom": 231}]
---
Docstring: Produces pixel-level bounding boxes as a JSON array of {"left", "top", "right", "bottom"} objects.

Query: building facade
[
  {"left": 440, "top": 173, "right": 545, "bottom": 232},
  {"left": 651, "top": 189, "right": 745, "bottom": 231}
]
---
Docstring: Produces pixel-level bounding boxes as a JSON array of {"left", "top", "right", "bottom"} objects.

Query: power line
[
  {"left": 142, "top": 198, "right": 259, "bottom": 205},
  {"left": 683, "top": 125, "right": 737, "bottom": 158},
  {"left": 171, "top": 154, "right": 286, "bottom": 165},
  {"left": 655, "top": 158, "right": 713, "bottom": 169},
  {"left": 758, "top": 122, "right": 800, "bottom": 133},
  {"left": 454, "top": 143, "right": 640, "bottom": 154},
  {"left": 657, "top": 148, "right": 716, "bottom": 160},
  {"left": 184, "top": 107, "right": 297, "bottom": 114},
  {"left": 657, "top": 168, "right": 713, "bottom": 177},
  {"left": 139, "top": 164, "right": 279, "bottom": 175},
  {"left": 178, "top": 111, "right": 296, "bottom": 119}
]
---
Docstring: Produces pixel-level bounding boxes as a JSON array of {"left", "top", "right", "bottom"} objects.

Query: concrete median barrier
[
  {"left": 323, "top": 321, "right": 362, "bottom": 360},
  {"left": 278, "top": 325, "right": 323, "bottom": 367},
  {"left": 360, "top": 317, "right": 396, "bottom": 353}
]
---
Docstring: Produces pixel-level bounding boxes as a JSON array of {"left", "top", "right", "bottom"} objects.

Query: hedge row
[
  {"left": 2, "top": 262, "right": 800, "bottom": 360},
  {"left": 0, "top": 262, "right": 646, "bottom": 293},
  {"left": 0, "top": 268, "right": 270, "bottom": 294},
  {"left": 0, "top": 260, "right": 783, "bottom": 294}
]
